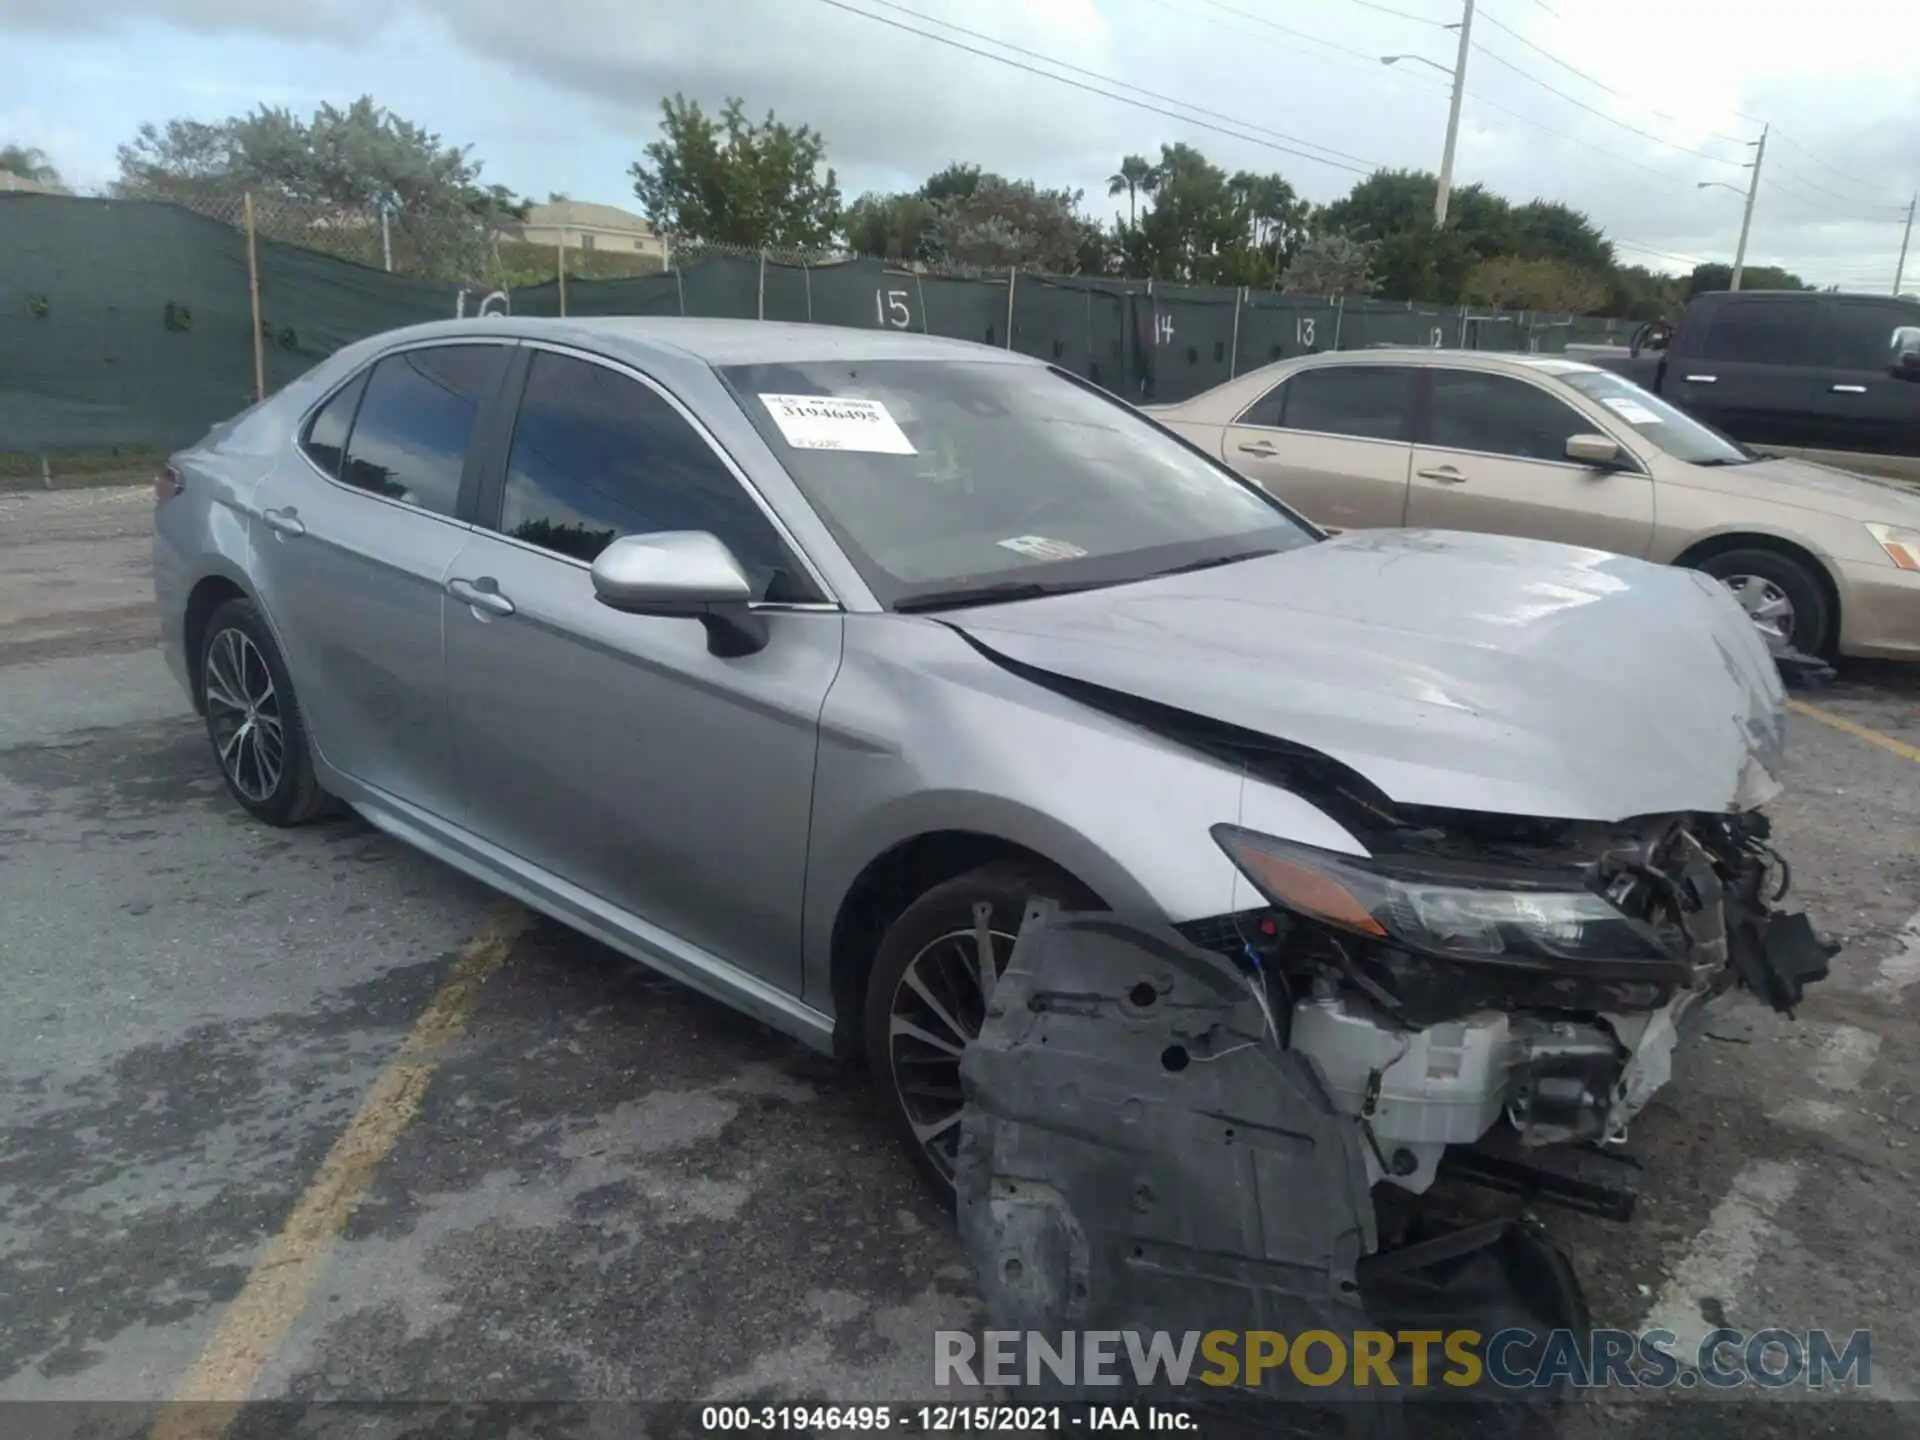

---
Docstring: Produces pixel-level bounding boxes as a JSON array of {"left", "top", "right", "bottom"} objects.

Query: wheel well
[
  {"left": 1673, "top": 532, "right": 1842, "bottom": 651},
  {"left": 826, "top": 831, "right": 1098, "bottom": 1061},
  {"left": 182, "top": 575, "right": 248, "bottom": 713}
]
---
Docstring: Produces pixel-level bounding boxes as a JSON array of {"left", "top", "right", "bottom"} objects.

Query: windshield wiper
[
  {"left": 1149, "top": 547, "right": 1281, "bottom": 577},
  {"left": 894, "top": 578, "right": 1117, "bottom": 613}
]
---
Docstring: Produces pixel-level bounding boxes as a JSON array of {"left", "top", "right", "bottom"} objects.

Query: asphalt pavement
[{"left": 3, "top": 484, "right": 1919, "bottom": 1438}]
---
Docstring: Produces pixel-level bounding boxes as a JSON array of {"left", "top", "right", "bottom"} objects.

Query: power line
[
  {"left": 852, "top": 0, "right": 1378, "bottom": 168},
  {"left": 1475, "top": 8, "right": 1746, "bottom": 144},
  {"left": 1333, "top": 0, "right": 1444, "bottom": 24},
  {"left": 1769, "top": 127, "right": 1910, "bottom": 203},
  {"left": 1612, "top": 238, "right": 1711, "bottom": 266},
  {"left": 1763, "top": 163, "right": 1906, "bottom": 215},
  {"left": 804, "top": 0, "right": 1379, "bottom": 174},
  {"left": 1175, "top": 0, "right": 1448, "bottom": 77},
  {"left": 1469, "top": 41, "right": 1752, "bottom": 166}
]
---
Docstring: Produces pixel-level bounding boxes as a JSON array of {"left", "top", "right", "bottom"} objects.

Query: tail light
[{"left": 153, "top": 464, "right": 182, "bottom": 502}]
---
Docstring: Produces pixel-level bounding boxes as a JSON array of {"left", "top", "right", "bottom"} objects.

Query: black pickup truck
[{"left": 1579, "top": 290, "right": 1920, "bottom": 457}]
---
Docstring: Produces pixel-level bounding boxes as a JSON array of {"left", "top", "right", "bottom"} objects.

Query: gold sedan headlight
[{"left": 1866, "top": 523, "right": 1920, "bottom": 572}]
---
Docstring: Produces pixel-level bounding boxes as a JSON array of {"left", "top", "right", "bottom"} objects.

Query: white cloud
[{"left": 7, "top": 0, "right": 1918, "bottom": 282}]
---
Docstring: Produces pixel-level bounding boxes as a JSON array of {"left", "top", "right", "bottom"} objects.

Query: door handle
[
  {"left": 261, "top": 507, "right": 305, "bottom": 537},
  {"left": 447, "top": 577, "right": 515, "bottom": 616},
  {"left": 1683, "top": 374, "right": 1717, "bottom": 384},
  {"left": 1829, "top": 384, "right": 1868, "bottom": 394},
  {"left": 1236, "top": 440, "right": 1279, "bottom": 457},
  {"left": 1417, "top": 466, "right": 1468, "bottom": 484}
]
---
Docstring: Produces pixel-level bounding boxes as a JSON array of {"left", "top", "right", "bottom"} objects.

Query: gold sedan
[{"left": 1148, "top": 350, "right": 1920, "bottom": 660}]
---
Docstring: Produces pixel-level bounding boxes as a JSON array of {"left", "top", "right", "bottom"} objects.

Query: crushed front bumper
[{"left": 956, "top": 889, "right": 1833, "bottom": 1401}]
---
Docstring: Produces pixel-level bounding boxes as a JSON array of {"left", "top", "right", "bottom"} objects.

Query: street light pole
[
  {"left": 1896, "top": 194, "right": 1916, "bottom": 296},
  {"left": 1730, "top": 124, "right": 1767, "bottom": 293},
  {"left": 1434, "top": 0, "right": 1476, "bottom": 228}
]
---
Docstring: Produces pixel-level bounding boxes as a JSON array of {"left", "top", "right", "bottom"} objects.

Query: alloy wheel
[
  {"left": 203, "top": 627, "right": 285, "bottom": 803},
  {"left": 1719, "top": 573, "right": 1797, "bottom": 645},
  {"left": 886, "top": 912, "right": 1018, "bottom": 1188}
]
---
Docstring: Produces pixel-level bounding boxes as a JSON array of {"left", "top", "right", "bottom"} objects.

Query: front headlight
[
  {"left": 1866, "top": 523, "right": 1920, "bottom": 572},
  {"left": 1211, "top": 825, "right": 1672, "bottom": 969}
]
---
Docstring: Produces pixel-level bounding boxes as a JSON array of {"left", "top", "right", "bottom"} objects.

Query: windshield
[
  {"left": 719, "top": 359, "right": 1315, "bottom": 608},
  {"left": 1558, "top": 369, "right": 1752, "bottom": 466}
]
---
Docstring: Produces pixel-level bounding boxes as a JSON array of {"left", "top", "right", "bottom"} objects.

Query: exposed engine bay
[{"left": 955, "top": 796, "right": 1836, "bottom": 1402}]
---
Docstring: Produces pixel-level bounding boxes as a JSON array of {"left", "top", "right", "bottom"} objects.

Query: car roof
[
  {"left": 1282, "top": 347, "right": 1605, "bottom": 377},
  {"left": 342, "top": 315, "right": 1045, "bottom": 368}
]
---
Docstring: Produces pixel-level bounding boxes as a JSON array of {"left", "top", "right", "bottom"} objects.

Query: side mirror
[
  {"left": 590, "top": 531, "right": 767, "bottom": 657},
  {"left": 1566, "top": 433, "right": 1624, "bottom": 468},
  {"left": 1890, "top": 327, "right": 1920, "bottom": 379}
]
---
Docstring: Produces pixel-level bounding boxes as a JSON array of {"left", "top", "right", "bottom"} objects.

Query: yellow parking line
[
  {"left": 1788, "top": 698, "right": 1920, "bottom": 764},
  {"left": 150, "top": 903, "right": 526, "bottom": 1440}
]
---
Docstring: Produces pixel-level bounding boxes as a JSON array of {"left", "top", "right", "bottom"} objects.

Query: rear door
[
  {"left": 1807, "top": 297, "right": 1920, "bottom": 455},
  {"left": 249, "top": 342, "right": 510, "bottom": 821},
  {"left": 1668, "top": 296, "right": 1824, "bottom": 446},
  {"left": 1405, "top": 368, "right": 1656, "bottom": 558},
  {"left": 1221, "top": 364, "right": 1416, "bottom": 532}
]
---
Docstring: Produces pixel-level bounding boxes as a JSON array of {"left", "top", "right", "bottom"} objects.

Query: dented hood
[{"left": 951, "top": 529, "right": 1786, "bottom": 823}]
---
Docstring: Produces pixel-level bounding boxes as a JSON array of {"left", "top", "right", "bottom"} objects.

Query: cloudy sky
[{"left": 4, "top": 0, "right": 1917, "bottom": 286}]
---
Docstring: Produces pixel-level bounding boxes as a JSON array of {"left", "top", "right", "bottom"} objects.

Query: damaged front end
[{"left": 955, "top": 806, "right": 1836, "bottom": 1406}]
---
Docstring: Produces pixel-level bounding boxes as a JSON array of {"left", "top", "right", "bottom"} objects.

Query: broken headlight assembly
[{"left": 1211, "top": 824, "right": 1678, "bottom": 977}]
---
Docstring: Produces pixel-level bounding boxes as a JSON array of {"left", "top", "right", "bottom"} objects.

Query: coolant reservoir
[{"left": 1290, "top": 998, "right": 1513, "bottom": 1146}]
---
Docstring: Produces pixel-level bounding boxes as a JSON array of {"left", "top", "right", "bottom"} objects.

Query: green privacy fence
[{"left": 1, "top": 193, "right": 1641, "bottom": 455}]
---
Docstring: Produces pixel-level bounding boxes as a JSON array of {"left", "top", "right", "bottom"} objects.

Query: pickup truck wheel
[
  {"left": 1694, "top": 549, "right": 1831, "bottom": 657},
  {"left": 863, "top": 863, "right": 1089, "bottom": 1201}
]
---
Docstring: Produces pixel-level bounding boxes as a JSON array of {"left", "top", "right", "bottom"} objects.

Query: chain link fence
[{"left": 1, "top": 192, "right": 1641, "bottom": 465}]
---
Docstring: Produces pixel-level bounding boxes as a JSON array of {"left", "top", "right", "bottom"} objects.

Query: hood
[
  {"left": 951, "top": 529, "right": 1787, "bottom": 824},
  {"left": 1726, "top": 456, "right": 1920, "bottom": 522}
]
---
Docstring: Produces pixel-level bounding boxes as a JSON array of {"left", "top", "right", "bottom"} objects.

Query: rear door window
[
  {"left": 300, "top": 371, "right": 367, "bottom": 479},
  {"left": 1422, "top": 371, "right": 1591, "bottom": 463},
  {"left": 1247, "top": 365, "right": 1414, "bottom": 441},
  {"left": 338, "top": 345, "right": 508, "bottom": 517},
  {"left": 1697, "top": 300, "right": 1819, "bottom": 366}
]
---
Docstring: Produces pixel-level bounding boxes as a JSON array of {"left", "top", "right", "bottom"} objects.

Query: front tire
[
  {"left": 198, "top": 598, "right": 338, "bottom": 826},
  {"left": 1694, "top": 547, "right": 1832, "bottom": 657},
  {"left": 863, "top": 863, "right": 1089, "bottom": 1199}
]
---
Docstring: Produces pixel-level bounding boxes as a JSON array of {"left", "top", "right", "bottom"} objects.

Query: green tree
[
  {"left": 924, "top": 173, "right": 1092, "bottom": 272},
  {"left": 842, "top": 191, "right": 937, "bottom": 260},
  {"left": 113, "top": 98, "right": 525, "bottom": 223},
  {"left": 1282, "top": 232, "right": 1377, "bottom": 296},
  {"left": 1107, "top": 153, "right": 1158, "bottom": 232},
  {"left": 1684, "top": 262, "right": 1812, "bottom": 297},
  {"left": 0, "top": 144, "right": 61, "bottom": 185},
  {"left": 1465, "top": 255, "right": 1608, "bottom": 314},
  {"left": 1508, "top": 199, "right": 1613, "bottom": 272},
  {"left": 630, "top": 95, "right": 841, "bottom": 250}
]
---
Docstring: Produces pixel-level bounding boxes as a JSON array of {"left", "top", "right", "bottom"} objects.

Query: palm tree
[
  {"left": 1106, "top": 153, "right": 1157, "bottom": 232},
  {"left": 0, "top": 145, "right": 60, "bottom": 186}
]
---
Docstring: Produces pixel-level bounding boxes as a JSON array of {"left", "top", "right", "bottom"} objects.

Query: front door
[
  {"left": 1669, "top": 295, "right": 1824, "bottom": 447},
  {"left": 248, "top": 342, "right": 510, "bottom": 821},
  {"left": 442, "top": 347, "right": 843, "bottom": 990},
  {"left": 1222, "top": 363, "right": 1416, "bottom": 532},
  {"left": 1405, "top": 368, "right": 1656, "bottom": 558}
]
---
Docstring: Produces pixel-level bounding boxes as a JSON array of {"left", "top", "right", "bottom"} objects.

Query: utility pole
[
  {"left": 1434, "top": 0, "right": 1476, "bottom": 227},
  {"left": 1730, "top": 124, "right": 1767, "bottom": 292},
  {"left": 380, "top": 200, "right": 393, "bottom": 273},
  {"left": 1896, "top": 194, "right": 1916, "bottom": 296}
]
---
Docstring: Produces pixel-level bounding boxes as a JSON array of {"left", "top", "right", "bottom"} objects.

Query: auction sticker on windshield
[
  {"left": 759, "top": 394, "right": 917, "bottom": 454},
  {"left": 997, "top": 535, "right": 1089, "bottom": 561},
  {"left": 1601, "top": 396, "right": 1665, "bottom": 426}
]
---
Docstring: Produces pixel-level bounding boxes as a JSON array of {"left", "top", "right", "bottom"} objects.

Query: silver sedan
[{"left": 154, "top": 317, "right": 1819, "bottom": 1202}]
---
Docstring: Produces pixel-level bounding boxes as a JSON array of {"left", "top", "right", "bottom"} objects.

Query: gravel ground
[{"left": 2, "top": 484, "right": 1917, "bottom": 1437}]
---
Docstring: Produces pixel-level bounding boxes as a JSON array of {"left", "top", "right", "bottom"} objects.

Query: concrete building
[{"left": 507, "top": 200, "right": 667, "bottom": 258}]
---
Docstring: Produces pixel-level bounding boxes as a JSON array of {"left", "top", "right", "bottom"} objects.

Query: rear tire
[
  {"left": 198, "top": 598, "right": 339, "bottom": 826},
  {"left": 862, "top": 862, "right": 1091, "bottom": 1200},
  {"left": 1693, "top": 547, "right": 1831, "bottom": 657}
]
